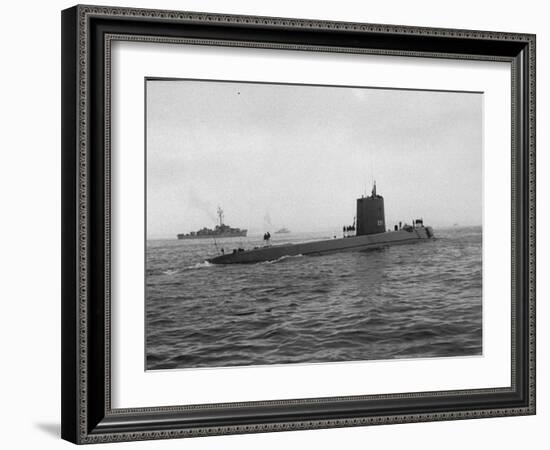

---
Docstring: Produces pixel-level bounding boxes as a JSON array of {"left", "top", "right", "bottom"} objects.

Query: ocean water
[{"left": 146, "top": 227, "right": 482, "bottom": 370}]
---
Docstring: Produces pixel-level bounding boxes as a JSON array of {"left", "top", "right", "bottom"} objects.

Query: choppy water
[{"left": 146, "top": 227, "right": 482, "bottom": 370}]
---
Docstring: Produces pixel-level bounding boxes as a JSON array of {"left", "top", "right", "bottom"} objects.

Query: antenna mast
[{"left": 370, "top": 152, "right": 374, "bottom": 193}]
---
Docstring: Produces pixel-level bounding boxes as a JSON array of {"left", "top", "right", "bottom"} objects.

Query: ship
[
  {"left": 177, "top": 207, "right": 247, "bottom": 240},
  {"left": 274, "top": 227, "right": 290, "bottom": 234},
  {"left": 208, "top": 183, "right": 434, "bottom": 264}
]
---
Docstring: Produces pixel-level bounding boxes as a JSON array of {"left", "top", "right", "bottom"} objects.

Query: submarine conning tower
[{"left": 356, "top": 182, "right": 386, "bottom": 236}]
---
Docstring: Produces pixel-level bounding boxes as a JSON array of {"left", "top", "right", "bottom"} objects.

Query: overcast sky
[{"left": 146, "top": 79, "right": 482, "bottom": 239}]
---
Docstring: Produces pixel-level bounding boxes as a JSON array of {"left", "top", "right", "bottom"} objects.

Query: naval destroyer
[
  {"left": 274, "top": 227, "right": 290, "bottom": 234},
  {"left": 177, "top": 207, "right": 247, "bottom": 240},
  {"left": 208, "top": 183, "right": 434, "bottom": 264}
]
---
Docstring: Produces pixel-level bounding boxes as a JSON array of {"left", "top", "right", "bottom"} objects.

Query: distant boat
[
  {"left": 177, "top": 207, "right": 247, "bottom": 240},
  {"left": 274, "top": 227, "right": 290, "bottom": 234}
]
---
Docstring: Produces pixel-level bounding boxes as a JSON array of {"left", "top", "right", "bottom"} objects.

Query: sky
[{"left": 146, "top": 79, "right": 482, "bottom": 239}]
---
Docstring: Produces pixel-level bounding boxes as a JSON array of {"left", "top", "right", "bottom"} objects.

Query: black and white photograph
[{"left": 145, "top": 78, "right": 483, "bottom": 370}]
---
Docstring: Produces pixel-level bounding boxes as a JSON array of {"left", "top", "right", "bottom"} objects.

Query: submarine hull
[{"left": 208, "top": 226, "right": 434, "bottom": 264}]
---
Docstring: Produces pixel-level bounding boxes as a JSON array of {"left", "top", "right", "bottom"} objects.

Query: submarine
[{"left": 208, "top": 183, "right": 434, "bottom": 264}]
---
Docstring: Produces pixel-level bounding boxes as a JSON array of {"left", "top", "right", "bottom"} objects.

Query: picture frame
[{"left": 61, "top": 4, "right": 536, "bottom": 444}]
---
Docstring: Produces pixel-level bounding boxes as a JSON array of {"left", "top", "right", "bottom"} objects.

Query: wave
[
  {"left": 263, "top": 254, "right": 304, "bottom": 264},
  {"left": 161, "top": 269, "right": 179, "bottom": 275},
  {"left": 163, "top": 261, "right": 214, "bottom": 274},
  {"left": 186, "top": 260, "right": 213, "bottom": 270}
]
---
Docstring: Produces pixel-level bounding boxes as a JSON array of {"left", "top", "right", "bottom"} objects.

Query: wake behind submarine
[{"left": 208, "top": 183, "right": 434, "bottom": 264}]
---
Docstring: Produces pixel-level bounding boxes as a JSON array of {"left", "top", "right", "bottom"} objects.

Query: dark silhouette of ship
[
  {"left": 177, "top": 207, "right": 247, "bottom": 240},
  {"left": 208, "top": 183, "right": 433, "bottom": 263},
  {"left": 274, "top": 227, "right": 290, "bottom": 234}
]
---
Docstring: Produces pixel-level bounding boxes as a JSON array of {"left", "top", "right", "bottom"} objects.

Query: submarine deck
[{"left": 208, "top": 226, "right": 434, "bottom": 264}]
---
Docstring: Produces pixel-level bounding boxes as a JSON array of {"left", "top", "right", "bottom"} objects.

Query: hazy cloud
[{"left": 146, "top": 80, "right": 482, "bottom": 238}]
